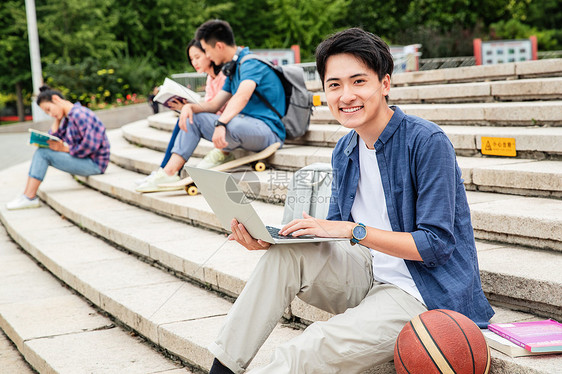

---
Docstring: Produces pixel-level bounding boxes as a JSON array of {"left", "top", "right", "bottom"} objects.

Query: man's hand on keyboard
[{"left": 279, "top": 212, "right": 354, "bottom": 238}]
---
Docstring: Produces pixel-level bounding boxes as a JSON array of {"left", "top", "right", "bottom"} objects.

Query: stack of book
[{"left": 483, "top": 319, "right": 562, "bottom": 357}]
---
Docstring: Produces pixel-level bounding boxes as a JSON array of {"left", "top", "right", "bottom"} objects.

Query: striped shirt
[{"left": 51, "top": 103, "right": 110, "bottom": 172}]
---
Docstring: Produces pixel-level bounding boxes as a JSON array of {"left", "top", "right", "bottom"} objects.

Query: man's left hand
[{"left": 212, "top": 125, "right": 229, "bottom": 149}]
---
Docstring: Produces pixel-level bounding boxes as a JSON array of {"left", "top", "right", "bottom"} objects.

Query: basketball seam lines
[
  {"left": 412, "top": 315, "right": 455, "bottom": 374},
  {"left": 437, "top": 310, "right": 476, "bottom": 374},
  {"left": 409, "top": 318, "right": 445, "bottom": 374},
  {"left": 395, "top": 331, "right": 413, "bottom": 374}
]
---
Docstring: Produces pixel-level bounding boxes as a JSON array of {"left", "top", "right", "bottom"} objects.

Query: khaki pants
[{"left": 209, "top": 241, "right": 427, "bottom": 374}]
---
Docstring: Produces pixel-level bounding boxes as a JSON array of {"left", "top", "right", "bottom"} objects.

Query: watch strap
[{"left": 214, "top": 119, "right": 227, "bottom": 128}]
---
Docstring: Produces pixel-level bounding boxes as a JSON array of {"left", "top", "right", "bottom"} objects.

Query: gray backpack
[{"left": 239, "top": 54, "right": 314, "bottom": 139}]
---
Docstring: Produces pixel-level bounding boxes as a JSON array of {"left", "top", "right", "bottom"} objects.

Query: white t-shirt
[{"left": 350, "top": 137, "right": 424, "bottom": 303}]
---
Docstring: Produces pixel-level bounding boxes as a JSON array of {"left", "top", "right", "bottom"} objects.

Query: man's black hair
[
  {"left": 185, "top": 38, "right": 222, "bottom": 76},
  {"left": 195, "top": 19, "right": 235, "bottom": 47},
  {"left": 315, "top": 28, "right": 394, "bottom": 86},
  {"left": 36, "top": 85, "right": 64, "bottom": 105}
]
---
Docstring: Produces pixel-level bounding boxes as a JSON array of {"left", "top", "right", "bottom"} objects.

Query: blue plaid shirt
[
  {"left": 51, "top": 103, "right": 110, "bottom": 172},
  {"left": 328, "top": 106, "right": 494, "bottom": 327}
]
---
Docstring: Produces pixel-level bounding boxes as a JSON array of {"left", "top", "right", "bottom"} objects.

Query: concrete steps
[
  {"left": 0, "top": 165, "right": 301, "bottom": 374},
  {"left": 390, "top": 58, "right": 562, "bottom": 86},
  {"left": 311, "top": 101, "right": 562, "bottom": 126},
  {"left": 115, "top": 123, "right": 562, "bottom": 199},
  {"left": 309, "top": 77, "right": 562, "bottom": 105},
  {"left": 0, "top": 220, "right": 189, "bottom": 374},
  {"left": 96, "top": 146, "right": 562, "bottom": 255},
  {"left": 2, "top": 163, "right": 562, "bottom": 373},
  {"left": 390, "top": 77, "right": 562, "bottom": 104},
  {"left": 145, "top": 112, "right": 562, "bottom": 158},
  {"left": 305, "top": 58, "right": 562, "bottom": 91},
  {"left": 47, "top": 167, "right": 562, "bottom": 321}
]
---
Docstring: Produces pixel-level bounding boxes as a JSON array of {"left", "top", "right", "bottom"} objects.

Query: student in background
[
  {"left": 7, "top": 86, "right": 110, "bottom": 210},
  {"left": 136, "top": 19, "right": 285, "bottom": 192},
  {"left": 136, "top": 39, "right": 226, "bottom": 187}
]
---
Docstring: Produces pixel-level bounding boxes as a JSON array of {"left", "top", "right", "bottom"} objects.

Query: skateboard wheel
[
  {"left": 186, "top": 185, "right": 198, "bottom": 196},
  {"left": 254, "top": 161, "right": 266, "bottom": 172}
]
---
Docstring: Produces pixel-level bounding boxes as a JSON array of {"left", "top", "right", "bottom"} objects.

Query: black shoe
[{"left": 209, "top": 358, "right": 235, "bottom": 374}]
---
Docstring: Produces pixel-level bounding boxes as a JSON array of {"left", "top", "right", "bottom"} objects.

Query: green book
[{"left": 28, "top": 129, "right": 61, "bottom": 148}]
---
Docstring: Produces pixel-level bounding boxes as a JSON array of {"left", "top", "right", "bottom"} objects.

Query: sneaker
[
  {"left": 135, "top": 168, "right": 181, "bottom": 193},
  {"left": 197, "top": 149, "right": 235, "bottom": 169},
  {"left": 6, "top": 195, "right": 41, "bottom": 210},
  {"left": 134, "top": 170, "right": 157, "bottom": 185}
]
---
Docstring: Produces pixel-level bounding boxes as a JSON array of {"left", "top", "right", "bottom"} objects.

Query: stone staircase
[{"left": 1, "top": 58, "right": 562, "bottom": 373}]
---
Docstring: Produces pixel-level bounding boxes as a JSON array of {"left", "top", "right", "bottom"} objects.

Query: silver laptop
[{"left": 185, "top": 166, "right": 348, "bottom": 244}]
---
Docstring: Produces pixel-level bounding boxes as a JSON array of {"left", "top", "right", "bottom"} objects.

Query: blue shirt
[
  {"left": 222, "top": 47, "right": 286, "bottom": 141},
  {"left": 328, "top": 106, "right": 494, "bottom": 328}
]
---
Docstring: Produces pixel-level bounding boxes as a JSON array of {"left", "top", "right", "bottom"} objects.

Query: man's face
[
  {"left": 200, "top": 39, "right": 224, "bottom": 65},
  {"left": 323, "top": 53, "right": 389, "bottom": 131}
]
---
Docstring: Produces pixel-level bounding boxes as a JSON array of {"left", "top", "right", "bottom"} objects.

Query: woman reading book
[
  {"left": 136, "top": 39, "right": 226, "bottom": 188},
  {"left": 6, "top": 86, "right": 110, "bottom": 210}
]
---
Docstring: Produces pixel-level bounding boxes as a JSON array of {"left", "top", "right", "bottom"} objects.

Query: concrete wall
[{"left": 0, "top": 103, "right": 154, "bottom": 134}]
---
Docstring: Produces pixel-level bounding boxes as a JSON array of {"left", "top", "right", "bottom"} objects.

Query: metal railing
[
  {"left": 170, "top": 72, "right": 208, "bottom": 92},
  {"left": 418, "top": 56, "right": 476, "bottom": 70}
]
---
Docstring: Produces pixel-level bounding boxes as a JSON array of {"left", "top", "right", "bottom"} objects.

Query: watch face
[{"left": 353, "top": 225, "right": 367, "bottom": 240}]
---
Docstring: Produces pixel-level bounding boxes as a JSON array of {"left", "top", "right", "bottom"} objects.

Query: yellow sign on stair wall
[{"left": 481, "top": 136, "right": 516, "bottom": 157}]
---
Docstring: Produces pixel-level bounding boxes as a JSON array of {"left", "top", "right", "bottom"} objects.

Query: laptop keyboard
[{"left": 266, "top": 226, "right": 313, "bottom": 240}]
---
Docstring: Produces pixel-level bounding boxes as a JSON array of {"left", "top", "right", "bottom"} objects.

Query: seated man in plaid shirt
[{"left": 6, "top": 85, "right": 110, "bottom": 210}]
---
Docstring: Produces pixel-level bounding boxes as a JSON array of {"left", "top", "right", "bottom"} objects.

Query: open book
[
  {"left": 28, "top": 129, "right": 61, "bottom": 148},
  {"left": 153, "top": 77, "right": 202, "bottom": 109}
]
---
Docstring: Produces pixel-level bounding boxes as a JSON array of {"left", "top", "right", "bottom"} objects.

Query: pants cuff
[{"left": 208, "top": 341, "right": 245, "bottom": 374}]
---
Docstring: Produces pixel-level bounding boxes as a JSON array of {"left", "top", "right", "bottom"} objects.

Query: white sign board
[
  {"left": 252, "top": 49, "right": 295, "bottom": 66},
  {"left": 481, "top": 39, "right": 533, "bottom": 65}
]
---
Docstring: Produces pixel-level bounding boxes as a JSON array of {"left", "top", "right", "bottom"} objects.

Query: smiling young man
[{"left": 207, "top": 28, "right": 494, "bottom": 374}]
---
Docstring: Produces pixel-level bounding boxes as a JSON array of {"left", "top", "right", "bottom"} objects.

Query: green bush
[
  {"left": 43, "top": 56, "right": 165, "bottom": 108},
  {"left": 490, "top": 19, "right": 559, "bottom": 51}
]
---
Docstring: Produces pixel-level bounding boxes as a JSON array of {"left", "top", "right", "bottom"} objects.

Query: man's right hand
[
  {"left": 228, "top": 219, "right": 271, "bottom": 251},
  {"left": 179, "top": 104, "right": 194, "bottom": 132}
]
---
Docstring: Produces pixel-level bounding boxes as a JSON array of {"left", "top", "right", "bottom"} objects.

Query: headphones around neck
[{"left": 222, "top": 47, "right": 243, "bottom": 77}]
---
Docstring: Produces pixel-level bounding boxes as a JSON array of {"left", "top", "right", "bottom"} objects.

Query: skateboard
[{"left": 158, "top": 142, "right": 281, "bottom": 195}]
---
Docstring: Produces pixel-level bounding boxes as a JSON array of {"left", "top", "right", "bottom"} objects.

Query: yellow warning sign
[
  {"left": 481, "top": 136, "right": 516, "bottom": 157},
  {"left": 312, "top": 94, "right": 322, "bottom": 107}
]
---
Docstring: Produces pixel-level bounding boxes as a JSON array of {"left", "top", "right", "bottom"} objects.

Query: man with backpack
[{"left": 137, "top": 19, "right": 310, "bottom": 192}]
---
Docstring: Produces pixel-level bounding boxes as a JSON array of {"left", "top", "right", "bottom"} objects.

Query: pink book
[{"left": 488, "top": 319, "right": 562, "bottom": 353}]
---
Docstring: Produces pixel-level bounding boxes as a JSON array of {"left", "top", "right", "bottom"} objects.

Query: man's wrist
[
  {"left": 214, "top": 119, "right": 227, "bottom": 128},
  {"left": 350, "top": 222, "right": 367, "bottom": 245}
]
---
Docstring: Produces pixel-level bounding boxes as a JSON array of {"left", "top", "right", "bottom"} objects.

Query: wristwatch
[
  {"left": 350, "top": 222, "right": 367, "bottom": 245},
  {"left": 214, "top": 119, "right": 227, "bottom": 128}
]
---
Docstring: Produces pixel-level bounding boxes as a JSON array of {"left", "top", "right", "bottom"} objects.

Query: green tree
[
  {"left": 264, "top": 0, "right": 351, "bottom": 59},
  {"left": 203, "top": 0, "right": 273, "bottom": 50},
  {"left": 37, "top": 0, "right": 124, "bottom": 64},
  {"left": 110, "top": 0, "right": 231, "bottom": 72},
  {"left": 0, "top": 0, "right": 32, "bottom": 121}
]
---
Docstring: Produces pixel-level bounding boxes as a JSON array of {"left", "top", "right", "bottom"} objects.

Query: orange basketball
[{"left": 394, "top": 309, "right": 490, "bottom": 374}]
